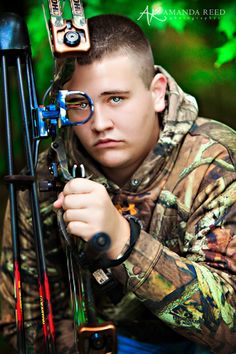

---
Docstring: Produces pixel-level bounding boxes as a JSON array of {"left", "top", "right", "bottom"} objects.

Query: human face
[{"left": 64, "top": 54, "right": 161, "bottom": 185}]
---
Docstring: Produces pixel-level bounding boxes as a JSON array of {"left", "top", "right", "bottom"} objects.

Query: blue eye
[
  {"left": 66, "top": 99, "right": 89, "bottom": 111},
  {"left": 78, "top": 102, "right": 89, "bottom": 110},
  {"left": 110, "top": 96, "right": 122, "bottom": 104}
]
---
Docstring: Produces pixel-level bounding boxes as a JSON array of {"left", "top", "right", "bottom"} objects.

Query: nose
[{"left": 90, "top": 104, "right": 114, "bottom": 132}]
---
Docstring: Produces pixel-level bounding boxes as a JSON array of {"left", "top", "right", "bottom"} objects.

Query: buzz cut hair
[{"left": 51, "top": 14, "right": 155, "bottom": 98}]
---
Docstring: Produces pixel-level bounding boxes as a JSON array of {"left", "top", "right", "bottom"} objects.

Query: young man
[{"left": 1, "top": 14, "right": 236, "bottom": 354}]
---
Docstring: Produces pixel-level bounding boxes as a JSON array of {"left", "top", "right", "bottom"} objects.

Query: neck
[
  {"left": 101, "top": 155, "right": 147, "bottom": 187},
  {"left": 101, "top": 167, "right": 135, "bottom": 187}
]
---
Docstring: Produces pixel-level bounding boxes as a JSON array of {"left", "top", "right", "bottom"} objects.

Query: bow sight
[
  {"left": 37, "top": 0, "right": 95, "bottom": 139},
  {"left": 37, "top": 90, "right": 94, "bottom": 139}
]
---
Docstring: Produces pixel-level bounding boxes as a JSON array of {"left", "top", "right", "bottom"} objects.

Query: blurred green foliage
[{"left": 215, "top": 2, "right": 236, "bottom": 67}]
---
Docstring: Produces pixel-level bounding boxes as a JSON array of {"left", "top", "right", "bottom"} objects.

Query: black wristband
[{"left": 100, "top": 215, "right": 142, "bottom": 268}]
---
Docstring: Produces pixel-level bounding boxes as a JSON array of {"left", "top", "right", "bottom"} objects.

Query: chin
[
  {"left": 99, "top": 159, "right": 126, "bottom": 169},
  {"left": 92, "top": 151, "right": 129, "bottom": 168},
  {"left": 97, "top": 156, "right": 129, "bottom": 169}
]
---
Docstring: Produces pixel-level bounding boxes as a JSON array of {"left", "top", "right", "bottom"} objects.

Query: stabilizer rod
[{"left": 0, "top": 12, "right": 56, "bottom": 353}]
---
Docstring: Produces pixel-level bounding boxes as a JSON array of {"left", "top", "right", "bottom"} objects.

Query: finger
[
  {"left": 53, "top": 192, "right": 65, "bottom": 209},
  {"left": 63, "top": 209, "right": 89, "bottom": 223},
  {"left": 62, "top": 193, "right": 94, "bottom": 210},
  {"left": 66, "top": 221, "right": 95, "bottom": 241},
  {"left": 63, "top": 178, "right": 104, "bottom": 195}
]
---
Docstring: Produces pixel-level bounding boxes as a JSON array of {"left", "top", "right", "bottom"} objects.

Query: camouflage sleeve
[
  {"left": 0, "top": 154, "right": 73, "bottom": 352},
  {"left": 122, "top": 149, "right": 236, "bottom": 354}
]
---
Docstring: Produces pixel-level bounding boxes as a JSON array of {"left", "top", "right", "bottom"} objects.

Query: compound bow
[{"left": 0, "top": 1, "right": 117, "bottom": 352}]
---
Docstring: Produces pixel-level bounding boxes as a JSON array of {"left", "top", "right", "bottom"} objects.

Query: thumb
[{"left": 53, "top": 192, "right": 64, "bottom": 209}]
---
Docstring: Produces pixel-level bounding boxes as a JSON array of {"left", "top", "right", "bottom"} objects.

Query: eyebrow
[{"left": 100, "top": 90, "right": 130, "bottom": 96}]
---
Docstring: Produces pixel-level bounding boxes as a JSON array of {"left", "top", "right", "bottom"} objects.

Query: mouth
[{"left": 94, "top": 139, "right": 123, "bottom": 148}]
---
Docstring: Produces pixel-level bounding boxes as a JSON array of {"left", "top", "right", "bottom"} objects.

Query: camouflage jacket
[{"left": 1, "top": 66, "right": 236, "bottom": 353}]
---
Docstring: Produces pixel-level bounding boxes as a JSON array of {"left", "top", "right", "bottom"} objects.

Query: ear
[{"left": 150, "top": 73, "right": 167, "bottom": 112}]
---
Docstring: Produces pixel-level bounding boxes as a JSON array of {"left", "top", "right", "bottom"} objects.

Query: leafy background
[{"left": 0, "top": 0, "right": 235, "bottom": 350}]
